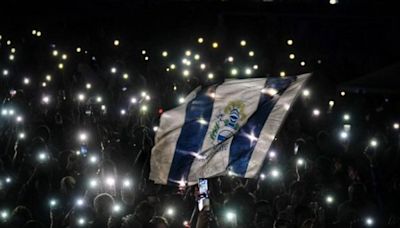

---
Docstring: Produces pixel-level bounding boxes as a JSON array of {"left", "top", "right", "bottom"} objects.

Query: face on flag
[{"left": 150, "top": 73, "right": 311, "bottom": 185}]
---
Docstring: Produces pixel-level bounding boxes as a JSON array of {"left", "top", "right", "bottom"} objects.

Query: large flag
[{"left": 150, "top": 73, "right": 311, "bottom": 185}]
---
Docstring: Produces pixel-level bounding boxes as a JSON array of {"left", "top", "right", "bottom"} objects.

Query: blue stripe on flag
[
  {"left": 228, "top": 77, "right": 294, "bottom": 176},
  {"left": 168, "top": 88, "right": 214, "bottom": 184}
]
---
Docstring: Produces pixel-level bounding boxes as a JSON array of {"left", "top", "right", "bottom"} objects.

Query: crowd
[{"left": 1, "top": 29, "right": 400, "bottom": 228}]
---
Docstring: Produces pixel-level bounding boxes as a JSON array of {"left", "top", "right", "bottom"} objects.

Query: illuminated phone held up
[{"left": 198, "top": 178, "right": 210, "bottom": 211}]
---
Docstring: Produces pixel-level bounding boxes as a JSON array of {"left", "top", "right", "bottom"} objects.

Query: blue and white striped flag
[{"left": 150, "top": 73, "right": 311, "bottom": 185}]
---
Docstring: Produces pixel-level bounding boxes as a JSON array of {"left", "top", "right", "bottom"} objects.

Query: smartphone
[
  {"left": 80, "top": 145, "right": 88, "bottom": 157},
  {"left": 198, "top": 178, "right": 210, "bottom": 211},
  {"left": 198, "top": 178, "right": 208, "bottom": 198}
]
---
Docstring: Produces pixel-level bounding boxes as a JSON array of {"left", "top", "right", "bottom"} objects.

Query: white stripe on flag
[
  {"left": 150, "top": 87, "right": 201, "bottom": 184},
  {"left": 245, "top": 73, "right": 311, "bottom": 178},
  {"left": 187, "top": 78, "right": 266, "bottom": 184}
]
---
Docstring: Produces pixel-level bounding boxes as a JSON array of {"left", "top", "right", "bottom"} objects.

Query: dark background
[{"left": 1, "top": 0, "right": 399, "bottom": 84}]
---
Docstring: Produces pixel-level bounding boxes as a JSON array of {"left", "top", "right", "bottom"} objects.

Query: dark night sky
[{"left": 1, "top": 0, "right": 400, "bottom": 84}]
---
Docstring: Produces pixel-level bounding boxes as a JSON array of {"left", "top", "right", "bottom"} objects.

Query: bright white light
[
  {"left": 77, "top": 93, "right": 85, "bottom": 101},
  {"left": 141, "top": 50, "right": 146, "bottom": 55},
  {"left": 300, "top": 61, "right": 306, "bottom": 66},
  {"left": 312, "top": 109, "right": 320, "bottom": 117},
  {"left": 101, "top": 105, "right": 106, "bottom": 111},
  {"left": 247, "top": 132, "right": 258, "bottom": 143},
  {"left": 245, "top": 68, "right": 252, "bottom": 75},
  {"left": 52, "top": 50, "right": 58, "bottom": 56},
  {"left": 326, "top": 195, "right": 334, "bottom": 204},
  {"left": 197, "top": 118, "right": 208, "bottom": 125},
  {"left": 302, "top": 89, "right": 310, "bottom": 97},
  {"left": 77, "top": 217, "right": 86, "bottom": 226},
  {"left": 212, "top": 42, "right": 219, "bottom": 48},
  {"left": 45, "top": 75, "right": 52, "bottom": 81},
  {"left": 370, "top": 139, "right": 378, "bottom": 148},
  {"left": 329, "top": 100, "right": 335, "bottom": 107},
  {"left": 365, "top": 217, "right": 374, "bottom": 226},
  {"left": 9, "top": 54, "right": 14, "bottom": 61},
  {"left": 329, "top": 0, "right": 338, "bottom": 5},
  {"left": 23, "top": 77, "right": 30, "bottom": 85},
  {"left": 297, "top": 158, "right": 305, "bottom": 166},
  {"left": 343, "top": 114, "right": 350, "bottom": 121},
  {"left": 8, "top": 109, "right": 15, "bottom": 116},
  {"left": 141, "top": 91, "right": 147, "bottom": 97},
  {"left": 240, "top": 40, "right": 246, "bottom": 46},
  {"left": 145, "top": 95, "right": 151, "bottom": 101},
  {"left": 141, "top": 105, "right": 148, "bottom": 112},
  {"left": 1, "top": 109, "right": 7, "bottom": 116},
  {"left": 179, "top": 97, "right": 185, "bottom": 104},
  {"left": 248, "top": 51, "right": 255, "bottom": 57},
  {"left": 11, "top": 48, "right": 16, "bottom": 53},
  {"left": 394, "top": 123, "right": 399, "bottom": 130},
  {"left": 261, "top": 88, "right": 278, "bottom": 96},
  {"left": 86, "top": 83, "right": 92, "bottom": 89},
  {"left": 340, "top": 131, "right": 348, "bottom": 139},
  {"left": 114, "top": 40, "right": 120, "bottom": 46},
  {"left": 226, "top": 211, "right": 236, "bottom": 221},
  {"left": 210, "top": 92, "right": 216, "bottom": 99},
  {"left": 110, "top": 67, "right": 117, "bottom": 74},
  {"left": 279, "top": 71, "right": 286, "bottom": 77},
  {"left": 153, "top": 126, "right": 159, "bottom": 132},
  {"left": 183, "top": 69, "right": 190, "bottom": 77},
  {"left": 36, "top": 31, "right": 41, "bottom": 37},
  {"left": 269, "top": 151, "right": 277, "bottom": 159},
  {"left": 5, "top": 177, "right": 11, "bottom": 183},
  {"left": 113, "top": 204, "right": 122, "bottom": 213},
  {"left": 50, "top": 199, "right": 57, "bottom": 207},
  {"left": 231, "top": 68, "right": 238, "bottom": 76},
  {"left": 162, "top": 51, "right": 168, "bottom": 57},
  {"left": 130, "top": 97, "right": 137, "bottom": 104},
  {"left": 227, "top": 56, "right": 234, "bottom": 62},
  {"left": 2, "top": 69, "right": 9, "bottom": 76},
  {"left": 200, "top": 64, "right": 206, "bottom": 70},
  {"left": 270, "top": 168, "right": 280, "bottom": 178},
  {"left": 183, "top": 220, "right": 189, "bottom": 226},
  {"left": 260, "top": 173, "right": 266, "bottom": 180},
  {"left": 16, "top": 115, "right": 23, "bottom": 123},
  {"left": 79, "top": 132, "right": 88, "bottom": 142},
  {"left": 76, "top": 47, "right": 81, "bottom": 53},
  {"left": 253, "top": 65, "right": 259, "bottom": 70},
  {"left": 185, "top": 50, "right": 192, "bottom": 56},
  {"left": 105, "top": 177, "right": 115, "bottom": 186},
  {"left": 170, "top": 64, "right": 176, "bottom": 69},
  {"left": 62, "top": 54, "right": 68, "bottom": 60},
  {"left": 89, "top": 178, "right": 98, "bottom": 188},
  {"left": 18, "top": 132, "right": 26, "bottom": 139},
  {"left": 120, "top": 109, "right": 126, "bottom": 115},
  {"left": 123, "top": 179, "right": 131, "bottom": 188},
  {"left": 38, "top": 152, "right": 48, "bottom": 161},
  {"left": 6, "top": 40, "right": 11, "bottom": 45},
  {"left": 194, "top": 54, "right": 200, "bottom": 60},
  {"left": 42, "top": 96, "right": 50, "bottom": 104},
  {"left": 165, "top": 207, "right": 175, "bottom": 216},
  {"left": 198, "top": 37, "right": 204, "bottom": 43},
  {"left": 1, "top": 211, "right": 8, "bottom": 219},
  {"left": 287, "top": 40, "right": 293, "bottom": 45},
  {"left": 58, "top": 63, "right": 64, "bottom": 69},
  {"left": 89, "top": 155, "right": 98, "bottom": 164},
  {"left": 96, "top": 96, "right": 102, "bottom": 103},
  {"left": 32, "top": 30, "right": 37, "bottom": 35},
  {"left": 289, "top": 54, "right": 295, "bottom": 59},
  {"left": 208, "top": 73, "right": 214, "bottom": 79},
  {"left": 144, "top": 56, "right": 149, "bottom": 61},
  {"left": 340, "top": 91, "right": 346, "bottom": 96},
  {"left": 178, "top": 179, "right": 186, "bottom": 188}
]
